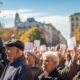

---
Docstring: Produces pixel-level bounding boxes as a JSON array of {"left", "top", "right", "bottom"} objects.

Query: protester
[
  {"left": 56, "top": 43, "right": 60, "bottom": 51},
  {"left": 0, "top": 39, "right": 32, "bottom": 80},
  {"left": 65, "top": 53, "right": 72, "bottom": 66},
  {"left": 11, "top": 34, "right": 17, "bottom": 40},
  {"left": 25, "top": 50, "right": 43, "bottom": 80},
  {"left": 0, "top": 62, "right": 4, "bottom": 78},
  {"left": 76, "top": 71, "right": 80, "bottom": 80},
  {"left": 57, "top": 52, "right": 65, "bottom": 71},
  {"left": 1, "top": 36, "right": 80, "bottom": 80},
  {"left": 0, "top": 37, "right": 8, "bottom": 78},
  {"left": 39, "top": 51, "right": 63, "bottom": 80},
  {"left": 0, "top": 37, "right": 8, "bottom": 66},
  {"left": 59, "top": 53, "right": 78, "bottom": 80}
]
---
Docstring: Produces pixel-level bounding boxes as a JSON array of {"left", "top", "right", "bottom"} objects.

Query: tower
[{"left": 14, "top": 13, "right": 21, "bottom": 27}]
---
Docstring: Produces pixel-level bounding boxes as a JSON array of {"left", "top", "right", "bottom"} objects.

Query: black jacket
[
  {"left": 0, "top": 37, "right": 8, "bottom": 66},
  {"left": 0, "top": 55, "right": 32, "bottom": 80},
  {"left": 0, "top": 62, "right": 4, "bottom": 78},
  {"left": 31, "top": 64, "right": 43, "bottom": 80},
  {"left": 39, "top": 68, "right": 63, "bottom": 80}
]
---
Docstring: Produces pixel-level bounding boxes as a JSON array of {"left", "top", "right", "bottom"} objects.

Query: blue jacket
[{"left": 0, "top": 55, "right": 32, "bottom": 80}]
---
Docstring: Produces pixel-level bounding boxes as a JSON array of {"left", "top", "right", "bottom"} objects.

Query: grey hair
[
  {"left": 42, "top": 51, "right": 59, "bottom": 66},
  {"left": 26, "top": 50, "right": 38, "bottom": 59}
]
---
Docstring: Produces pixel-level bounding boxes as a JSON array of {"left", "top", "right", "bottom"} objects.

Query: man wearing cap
[{"left": 0, "top": 39, "right": 32, "bottom": 80}]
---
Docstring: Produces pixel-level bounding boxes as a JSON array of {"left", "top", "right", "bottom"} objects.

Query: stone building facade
[
  {"left": 15, "top": 13, "right": 44, "bottom": 30},
  {"left": 70, "top": 13, "right": 80, "bottom": 37},
  {"left": 44, "top": 24, "right": 67, "bottom": 46}
]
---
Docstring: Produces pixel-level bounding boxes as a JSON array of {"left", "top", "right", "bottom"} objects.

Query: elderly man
[
  {"left": 25, "top": 50, "right": 43, "bottom": 80},
  {"left": 39, "top": 51, "right": 63, "bottom": 80},
  {"left": 0, "top": 39, "right": 32, "bottom": 80}
]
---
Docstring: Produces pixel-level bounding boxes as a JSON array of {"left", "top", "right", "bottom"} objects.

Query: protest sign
[
  {"left": 40, "top": 45, "right": 46, "bottom": 51},
  {"left": 34, "top": 40, "right": 40, "bottom": 48},
  {"left": 60, "top": 44, "right": 66, "bottom": 50},
  {"left": 47, "top": 47, "right": 51, "bottom": 51},
  {"left": 51, "top": 47, "right": 56, "bottom": 51},
  {"left": 67, "top": 37, "right": 76, "bottom": 50},
  {"left": 25, "top": 42, "right": 33, "bottom": 51}
]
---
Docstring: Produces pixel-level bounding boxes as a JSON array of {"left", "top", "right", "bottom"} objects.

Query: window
[
  {"left": 71, "top": 17, "right": 74, "bottom": 20},
  {"left": 76, "top": 23, "right": 79, "bottom": 26},
  {"left": 72, "top": 28, "right": 74, "bottom": 32},
  {"left": 72, "top": 23, "right": 74, "bottom": 26},
  {"left": 76, "top": 17, "right": 79, "bottom": 20}
]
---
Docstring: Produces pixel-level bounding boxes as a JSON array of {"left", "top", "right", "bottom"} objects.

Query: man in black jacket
[{"left": 0, "top": 39, "right": 32, "bottom": 80}]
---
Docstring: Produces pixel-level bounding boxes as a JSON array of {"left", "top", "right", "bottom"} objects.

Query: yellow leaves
[
  {"left": 0, "top": 29, "right": 18, "bottom": 42},
  {"left": 0, "top": 26, "right": 46, "bottom": 44},
  {"left": 20, "top": 34, "right": 30, "bottom": 43},
  {"left": 74, "top": 26, "right": 80, "bottom": 45},
  {"left": 20, "top": 27, "right": 41, "bottom": 43}
]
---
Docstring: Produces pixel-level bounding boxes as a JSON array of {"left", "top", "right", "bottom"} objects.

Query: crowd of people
[{"left": 0, "top": 35, "right": 80, "bottom": 80}]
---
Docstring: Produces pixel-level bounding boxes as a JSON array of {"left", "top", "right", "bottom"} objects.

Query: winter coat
[
  {"left": 0, "top": 55, "right": 32, "bottom": 80},
  {"left": 39, "top": 68, "right": 63, "bottom": 80}
]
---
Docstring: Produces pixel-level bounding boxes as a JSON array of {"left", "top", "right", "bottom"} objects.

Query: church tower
[{"left": 14, "top": 13, "right": 21, "bottom": 27}]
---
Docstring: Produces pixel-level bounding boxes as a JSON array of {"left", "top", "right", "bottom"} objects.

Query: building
[
  {"left": 70, "top": 13, "right": 80, "bottom": 37},
  {"left": 15, "top": 13, "right": 44, "bottom": 30},
  {"left": 14, "top": 13, "right": 66, "bottom": 46},
  {"left": 44, "top": 24, "right": 67, "bottom": 46}
]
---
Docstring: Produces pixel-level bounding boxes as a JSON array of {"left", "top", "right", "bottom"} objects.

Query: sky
[{"left": 0, "top": 0, "right": 80, "bottom": 39}]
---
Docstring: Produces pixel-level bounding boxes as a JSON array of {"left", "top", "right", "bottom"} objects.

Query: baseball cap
[{"left": 4, "top": 39, "right": 24, "bottom": 51}]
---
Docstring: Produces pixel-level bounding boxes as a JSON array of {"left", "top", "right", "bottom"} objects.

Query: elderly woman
[
  {"left": 25, "top": 50, "right": 43, "bottom": 80},
  {"left": 39, "top": 51, "right": 63, "bottom": 80}
]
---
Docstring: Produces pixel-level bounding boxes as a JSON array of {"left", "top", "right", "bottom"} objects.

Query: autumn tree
[
  {"left": 0, "top": 28, "right": 18, "bottom": 42},
  {"left": 74, "top": 26, "right": 80, "bottom": 45},
  {"left": 17, "top": 30, "right": 25, "bottom": 39},
  {"left": 20, "top": 27, "right": 46, "bottom": 44}
]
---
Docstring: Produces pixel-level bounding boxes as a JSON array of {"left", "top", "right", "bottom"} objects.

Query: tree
[
  {"left": 0, "top": 29, "right": 18, "bottom": 42},
  {"left": 74, "top": 26, "right": 80, "bottom": 45},
  {"left": 20, "top": 34, "right": 30, "bottom": 43},
  {"left": 17, "top": 30, "right": 25, "bottom": 39},
  {"left": 20, "top": 27, "right": 46, "bottom": 44}
]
